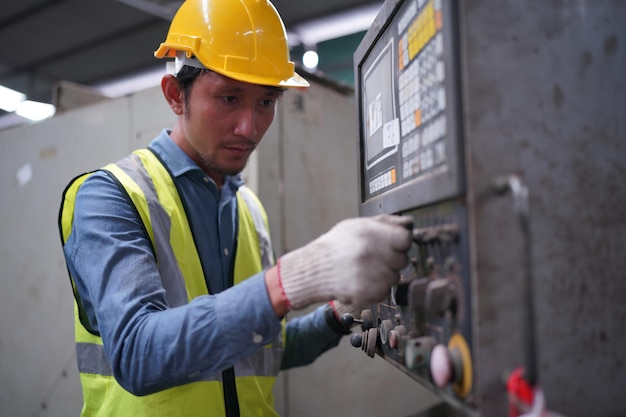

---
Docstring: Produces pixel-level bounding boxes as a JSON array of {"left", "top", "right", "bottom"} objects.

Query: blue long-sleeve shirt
[{"left": 63, "top": 130, "right": 343, "bottom": 395}]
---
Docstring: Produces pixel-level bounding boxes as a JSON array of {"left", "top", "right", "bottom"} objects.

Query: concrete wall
[{"left": 0, "top": 79, "right": 438, "bottom": 416}]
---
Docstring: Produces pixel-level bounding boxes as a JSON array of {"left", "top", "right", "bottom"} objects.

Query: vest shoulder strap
[{"left": 237, "top": 185, "right": 274, "bottom": 269}]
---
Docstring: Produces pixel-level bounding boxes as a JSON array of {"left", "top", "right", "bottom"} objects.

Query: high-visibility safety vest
[{"left": 59, "top": 148, "right": 284, "bottom": 417}]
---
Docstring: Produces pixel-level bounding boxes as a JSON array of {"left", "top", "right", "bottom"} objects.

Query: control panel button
[
  {"left": 379, "top": 319, "right": 394, "bottom": 346},
  {"left": 430, "top": 344, "right": 453, "bottom": 387},
  {"left": 428, "top": 333, "right": 473, "bottom": 398},
  {"left": 405, "top": 336, "right": 436, "bottom": 370}
]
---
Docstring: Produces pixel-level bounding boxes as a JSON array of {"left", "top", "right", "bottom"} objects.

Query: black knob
[
  {"left": 350, "top": 332, "right": 363, "bottom": 348},
  {"left": 340, "top": 313, "right": 355, "bottom": 328}
]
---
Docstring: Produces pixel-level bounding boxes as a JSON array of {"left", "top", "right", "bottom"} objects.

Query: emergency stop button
[
  {"left": 430, "top": 344, "right": 454, "bottom": 387},
  {"left": 429, "top": 333, "right": 473, "bottom": 398}
]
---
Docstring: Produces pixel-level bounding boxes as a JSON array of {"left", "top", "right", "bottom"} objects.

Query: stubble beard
[{"left": 198, "top": 149, "right": 252, "bottom": 178}]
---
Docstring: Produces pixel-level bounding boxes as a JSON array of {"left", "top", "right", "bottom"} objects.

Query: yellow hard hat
[{"left": 154, "top": 0, "right": 309, "bottom": 88}]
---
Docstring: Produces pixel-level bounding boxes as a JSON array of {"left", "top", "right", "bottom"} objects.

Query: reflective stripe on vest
[
  {"left": 75, "top": 338, "right": 284, "bottom": 379},
  {"left": 115, "top": 152, "right": 189, "bottom": 306},
  {"left": 59, "top": 148, "right": 284, "bottom": 417}
]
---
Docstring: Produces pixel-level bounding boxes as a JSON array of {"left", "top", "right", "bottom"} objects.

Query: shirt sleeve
[
  {"left": 281, "top": 304, "right": 345, "bottom": 370},
  {"left": 63, "top": 171, "right": 283, "bottom": 395}
]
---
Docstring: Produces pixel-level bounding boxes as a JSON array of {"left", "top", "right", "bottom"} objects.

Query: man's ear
[{"left": 161, "top": 74, "right": 184, "bottom": 115}]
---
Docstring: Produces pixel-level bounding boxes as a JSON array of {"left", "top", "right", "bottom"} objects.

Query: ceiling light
[
  {"left": 0, "top": 85, "right": 27, "bottom": 112},
  {"left": 302, "top": 50, "right": 319, "bottom": 70},
  {"left": 15, "top": 100, "right": 56, "bottom": 122}
]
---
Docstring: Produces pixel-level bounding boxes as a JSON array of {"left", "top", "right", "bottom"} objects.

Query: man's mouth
[{"left": 224, "top": 143, "right": 254, "bottom": 155}]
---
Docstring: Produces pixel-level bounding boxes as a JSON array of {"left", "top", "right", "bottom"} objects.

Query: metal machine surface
[{"left": 351, "top": 0, "right": 626, "bottom": 416}]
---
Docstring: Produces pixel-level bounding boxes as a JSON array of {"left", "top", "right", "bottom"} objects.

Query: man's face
[{"left": 171, "top": 70, "right": 282, "bottom": 186}]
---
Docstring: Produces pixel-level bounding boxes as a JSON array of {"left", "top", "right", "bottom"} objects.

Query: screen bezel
[{"left": 353, "top": 0, "right": 465, "bottom": 217}]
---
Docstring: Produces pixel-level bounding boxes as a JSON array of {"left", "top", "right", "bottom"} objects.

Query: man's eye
[
  {"left": 223, "top": 96, "right": 237, "bottom": 103},
  {"left": 261, "top": 99, "right": 275, "bottom": 107}
]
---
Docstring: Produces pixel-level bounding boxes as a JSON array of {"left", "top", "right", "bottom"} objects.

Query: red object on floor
[{"left": 507, "top": 367, "right": 534, "bottom": 417}]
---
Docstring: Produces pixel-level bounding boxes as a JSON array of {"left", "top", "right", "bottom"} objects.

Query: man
[{"left": 58, "top": 0, "right": 413, "bottom": 416}]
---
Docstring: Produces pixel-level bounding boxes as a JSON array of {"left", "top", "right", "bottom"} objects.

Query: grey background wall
[
  {"left": 0, "top": 86, "right": 172, "bottom": 417},
  {"left": 0, "top": 79, "right": 439, "bottom": 416}
]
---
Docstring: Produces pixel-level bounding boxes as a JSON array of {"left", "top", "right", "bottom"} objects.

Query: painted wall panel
[{"left": 0, "top": 98, "right": 134, "bottom": 417}]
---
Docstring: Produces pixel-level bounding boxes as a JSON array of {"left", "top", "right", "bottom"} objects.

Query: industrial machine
[{"left": 350, "top": 0, "right": 626, "bottom": 416}]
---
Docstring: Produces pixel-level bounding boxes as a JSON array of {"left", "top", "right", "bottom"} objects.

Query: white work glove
[
  {"left": 324, "top": 300, "right": 364, "bottom": 334},
  {"left": 278, "top": 214, "right": 413, "bottom": 310},
  {"left": 330, "top": 300, "right": 363, "bottom": 322}
]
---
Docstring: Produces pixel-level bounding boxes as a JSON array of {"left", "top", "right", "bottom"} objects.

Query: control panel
[
  {"left": 352, "top": 0, "right": 475, "bottom": 410},
  {"left": 352, "top": 0, "right": 626, "bottom": 415},
  {"left": 347, "top": 201, "right": 475, "bottom": 408}
]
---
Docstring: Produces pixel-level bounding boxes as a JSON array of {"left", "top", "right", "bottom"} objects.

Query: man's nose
[{"left": 234, "top": 108, "right": 257, "bottom": 138}]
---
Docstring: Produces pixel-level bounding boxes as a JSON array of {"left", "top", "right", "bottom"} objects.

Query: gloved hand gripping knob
[{"left": 278, "top": 215, "right": 413, "bottom": 310}]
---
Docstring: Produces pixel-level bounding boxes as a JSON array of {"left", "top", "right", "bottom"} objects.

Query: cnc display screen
[{"left": 356, "top": 0, "right": 462, "bottom": 215}]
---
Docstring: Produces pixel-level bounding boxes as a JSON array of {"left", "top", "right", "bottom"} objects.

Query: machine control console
[{"left": 348, "top": 203, "right": 475, "bottom": 405}]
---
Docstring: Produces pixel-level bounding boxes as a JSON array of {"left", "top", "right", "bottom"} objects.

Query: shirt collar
[{"left": 148, "top": 129, "right": 245, "bottom": 191}]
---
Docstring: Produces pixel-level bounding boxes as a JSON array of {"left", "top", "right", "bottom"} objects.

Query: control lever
[
  {"left": 341, "top": 311, "right": 378, "bottom": 358},
  {"left": 349, "top": 328, "right": 378, "bottom": 358},
  {"left": 339, "top": 309, "right": 374, "bottom": 331},
  {"left": 339, "top": 313, "right": 360, "bottom": 329}
]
